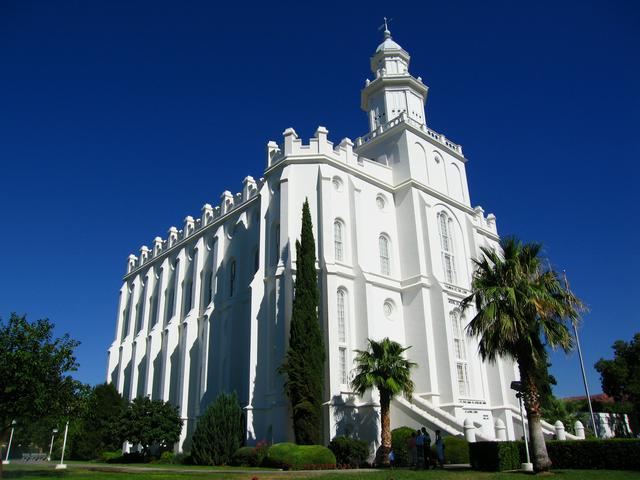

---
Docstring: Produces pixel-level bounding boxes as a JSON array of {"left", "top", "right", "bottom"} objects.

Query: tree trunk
[
  {"left": 520, "top": 362, "right": 552, "bottom": 472},
  {"left": 374, "top": 389, "right": 391, "bottom": 467}
]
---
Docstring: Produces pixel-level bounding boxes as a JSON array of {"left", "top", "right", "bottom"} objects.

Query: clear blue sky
[{"left": 1, "top": 1, "right": 638, "bottom": 398}]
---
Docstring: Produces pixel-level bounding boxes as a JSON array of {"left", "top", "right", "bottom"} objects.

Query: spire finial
[{"left": 379, "top": 17, "right": 392, "bottom": 39}]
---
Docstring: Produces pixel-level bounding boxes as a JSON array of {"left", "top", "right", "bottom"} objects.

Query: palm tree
[
  {"left": 351, "top": 337, "right": 416, "bottom": 466},
  {"left": 461, "top": 236, "right": 583, "bottom": 472}
]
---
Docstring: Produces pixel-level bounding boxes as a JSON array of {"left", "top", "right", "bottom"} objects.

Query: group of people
[{"left": 389, "top": 427, "right": 444, "bottom": 469}]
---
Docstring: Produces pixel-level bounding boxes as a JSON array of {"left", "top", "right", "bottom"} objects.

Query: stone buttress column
[
  {"left": 145, "top": 258, "right": 169, "bottom": 398},
  {"left": 107, "top": 282, "right": 129, "bottom": 384},
  {"left": 161, "top": 247, "right": 187, "bottom": 402},
  {"left": 177, "top": 238, "right": 205, "bottom": 449}
]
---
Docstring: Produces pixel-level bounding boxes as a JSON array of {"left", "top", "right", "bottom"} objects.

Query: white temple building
[{"left": 107, "top": 26, "right": 579, "bottom": 450}]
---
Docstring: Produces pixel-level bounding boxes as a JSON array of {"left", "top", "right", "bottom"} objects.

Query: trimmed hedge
[
  {"left": 264, "top": 442, "right": 336, "bottom": 470},
  {"left": 546, "top": 439, "right": 640, "bottom": 470},
  {"left": 469, "top": 441, "right": 520, "bottom": 471},
  {"left": 443, "top": 436, "right": 469, "bottom": 464},
  {"left": 391, "top": 426, "right": 415, "bottom": 467},
  {"left": 328, "top": 436, "right": 369, "bottom": 468}
]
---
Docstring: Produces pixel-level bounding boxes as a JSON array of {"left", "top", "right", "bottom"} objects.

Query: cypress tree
[
  {"left": 279, "top": 198, "right": 325, "bottom": 444},
  {"left": 190, "top": 391, "right": 244, "bottom": 465}
]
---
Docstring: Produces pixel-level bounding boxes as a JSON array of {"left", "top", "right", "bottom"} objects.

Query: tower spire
[{"left": 379, "top": 17, "right": 392, "bottom": 39}]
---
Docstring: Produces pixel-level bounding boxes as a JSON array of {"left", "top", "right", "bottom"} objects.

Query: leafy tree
[
  {"left": 11, "top": 380, "right": 91, "bottom": 460},
  {"left": 191, "top": 391, "right": 245, "bottom": 465},
  {"left": 71, "top": 383, "right": 126, "bottom": 460},
  {"left": 0, "top": 313, "right": 80, "bottom": 476},
  {"left": 351, "top": 337, "right": 416, "bottom": 466},
  {"left": 461, "top": 237, "right": 583, "bottom": 472},
  {"left": 119, "top": 397, "right": 182, "bottom": 457},
  {"left": 278, "top": 199, "right": 325, "bottom": 444},
  {"left": 595, "top": 333, "right": 640, "bottom": 433}
]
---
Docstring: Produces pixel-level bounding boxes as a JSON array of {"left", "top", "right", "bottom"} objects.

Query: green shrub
[
  {"left": 546, "top": 439, "right": 640, "bottom": 470},
  {"left": 469, "top": 441, "right": 520, "bottom": 471},
  {"left": 391, "top": 426, "right": 415, "bottom": 467},
  {"left": 443, "top": 436, "right": 469, "bottom": 464},
  {"left": 157, "top": 451, "right": 174, "bottom": 464},
  {"left": 99, "top": 450, "right": 122, "bottom": 463},
  {"left": 328, "top": 436, "right": 369, "bottom": 468},
  {"left": 265, "top": 442, "right": 299, "bottom": 469},
  {"left": 105, "top": 451, "right": 146, "bottom": 464},
  {"left": 172, "top": 452, "right": 192, "bottom": 465},
  {"left": 190, "top": 391, "right": 245, "bottom": 465},
  {"left": 291, "top": 445, "right": 336, "bottom": 470},
  {"left": 231, "top": 446, "right": 265, "bottom": 467},
  {"left": 264, "top": 443, "right": 336, "bottom": 470}
]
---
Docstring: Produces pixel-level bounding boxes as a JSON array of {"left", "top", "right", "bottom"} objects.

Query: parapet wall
[
  {"left": 267, "top": 126, "right": 393, "bottom": 183},
  {"left": 126, "top": 175, "right": 263, "bottom": 275}
]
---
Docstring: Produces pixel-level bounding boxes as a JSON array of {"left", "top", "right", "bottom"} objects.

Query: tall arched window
[
  {"left": 229, "top": 260, "right": 236, "bottom": 297},
  {"left": 438, "top": 212, "right": 457, "bottom": 284},
  {"left": 337, "top": 289, "right": 346, "bottom": 343},
  {"left": 336, "top": 288, "right": 349, "bottom": 385},
  {"left": 274, "top": 225, "right": 280, "bottom": 266},
  {"left": 379, "top": 234, "right": 391, "bottom": 276},
  {"left": 450, "top": 309, "right": 469, "bottom": 396},
  {"left": 334, "top": 220, "right": 344, "bottom": 262}
]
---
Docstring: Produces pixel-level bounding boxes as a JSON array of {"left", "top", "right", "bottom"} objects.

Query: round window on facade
[
  {"left": 332, "top": 176, "right": 343, "bottom": 191},
  {"left": 383, "top": 300, "right": 394, "bottom": 319},
  {"left": 376, "top": 194, "right": 386, "bottom": 210}
]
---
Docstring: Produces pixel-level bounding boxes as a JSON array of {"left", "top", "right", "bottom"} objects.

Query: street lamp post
[
  {"left": 55, "top": 420, "right": 69, "bottom": 470},
  {"left": 47, "top": 428, "right": 58, "bottom": 461},
  {"left": 511, "top": 381, "right": 533, "bottom": 472},
  {"left": 563, "top": 271, "right": 599, "bottom": 438},
  {"left": 2, "top": 420, "right": 16, "bottom": 465}
]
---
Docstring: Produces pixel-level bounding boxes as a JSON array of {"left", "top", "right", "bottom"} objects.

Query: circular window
[
  {"left": 376, "top": 194, "right": 386, "bottom": 210},
  {"left": 332, "top": 176, "right": 343, "bottom": 191},
  {"left": 383, "top": 300, "right": 394, "bottom": 318}
]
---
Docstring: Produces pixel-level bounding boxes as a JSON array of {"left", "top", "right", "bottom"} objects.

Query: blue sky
[{"left": 1, "top": 1, "right": 638, "bottom": 398}]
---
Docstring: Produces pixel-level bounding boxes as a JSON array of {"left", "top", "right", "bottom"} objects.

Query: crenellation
[
  {"left": 282, "top": 127, "right": 298, "bottom": 156},
  {"left": 243, "top": 176, "right": 257, "bottom": 201},
  {"left": 486, "top": 213, "right": 497, "bottom": 232},
  {"left": 201, "top": 203, "right": 213, "bottom": 226},
  {"left": 221, "top": 191, "right": 234, "bottom": 214},
  {"left": 153, "top": 237, "right": 163, "bottom": 255},
  {"left": 139, "top": 246, "right": 150, "bottom": 264},
  {"left": 127, "top": 254, "right": 138, "bottom": 274},
  {"left": 472, "top": 206, "right": 498, "bottom": 234},
  {"left": 184, "top": 216, "right": 195, "bottom": 237},
  {"left": 124, "top": 175, "right": 263, "bottom": 274},
  {"left": 168, "top": 227, "right": 179, "bottom": 248}
]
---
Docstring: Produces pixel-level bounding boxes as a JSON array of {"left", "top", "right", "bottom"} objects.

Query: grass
[{"left": 2, "top": 464, "right": 639, "bottom": 480}]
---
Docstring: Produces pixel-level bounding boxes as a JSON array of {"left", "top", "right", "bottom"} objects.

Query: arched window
[
  {"left": 336, "top": 288, "right": 349, "bottom": 385},
  {"left": 253, "top": 246, "right": 260, "bottom": 274},
  {"left": 438, "top": 212, "right": 457, "bottom": 284},
  {"left": 229, "top": 260, "right": 236, "bottom": 297},
  {"left": 205, "top": 269, "right": 214, "bottom": 305},
  {"left": 450, "top": 310, "right": 469, "bottom": 396},
  {"left": 379, "top": 234, "right": 391, "bottom": 276},
  {"left": 334, "top": 220, "right": 344, "bottom": 262},
  {"left": 337, "top": 289, "right": 346, "bottom": 343},
  {"left": 274, "top": 225, "right": 280, "bottom": 266}
]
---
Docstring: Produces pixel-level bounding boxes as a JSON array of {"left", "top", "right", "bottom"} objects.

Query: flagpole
[{"left": 563, "top": 270, "right": 598, "bottom": 438}]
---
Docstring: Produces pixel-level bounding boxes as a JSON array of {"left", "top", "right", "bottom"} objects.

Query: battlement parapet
[
  {"left": 125, "top": 175, "right": 263, "bottom": 275},
  {"left": 267, "top": 126, "right": 392, "bottom": 182},
  {"left": 473, "top": 206, "right": 498, "bottom": 234}
]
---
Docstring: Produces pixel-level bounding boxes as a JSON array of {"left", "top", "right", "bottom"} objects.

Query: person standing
[
  {"left": 415, "top": 429, "right": 425, "bottom": 468},
  {"left": 407, "top": 431, "right": 417, "bottom": 467},
  {"left": 421, "top": 427, "right": 432, "bottom": 469},
  {"left": 434, "top": 430, "right": 445, "bottom": 468}
]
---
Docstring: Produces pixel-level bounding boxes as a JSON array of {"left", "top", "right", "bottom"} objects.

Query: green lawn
[{"left": 2, "top": 465, "right": 639, "bottom": 480}]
